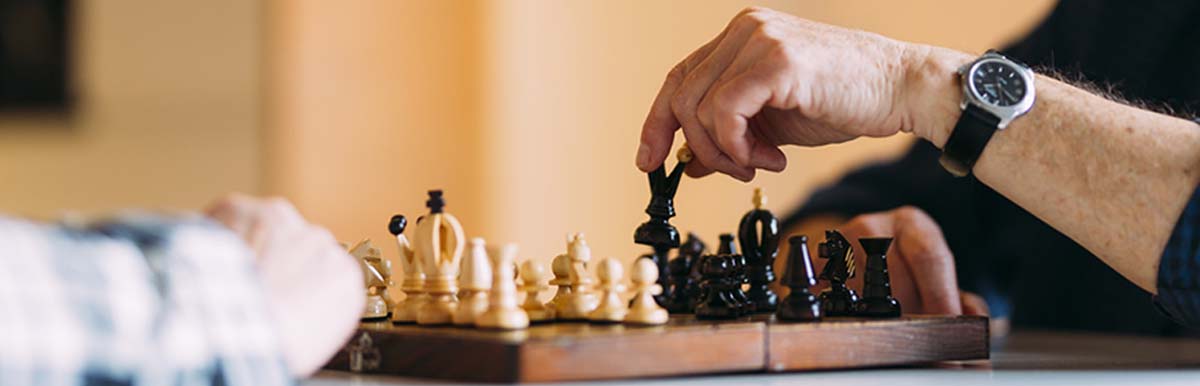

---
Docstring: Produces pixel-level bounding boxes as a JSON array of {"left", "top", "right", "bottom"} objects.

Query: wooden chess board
[{"left": 323, "top": 314, "right": 989, "bottom": 382}]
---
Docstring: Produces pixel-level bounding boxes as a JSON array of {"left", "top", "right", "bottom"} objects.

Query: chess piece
[
  {"left": 664, "top": 233, "right": 704, "bottom": 313},
  {"left": 390, "top": 215, "right": 425, "bottom": 323},
  {"left": 856, "top": 237, "right": 902, "bottom": 317},
  {"left": 776, "top": 236, "right": 821, "bottom": 321},
  {"left": 695, "top": 254, "right": 740, "bottom": 319},
  {"left": 626, "top": 257, "right": 669, "bottom": 325},
  {"left": 817, "top": 230, "right": 859, "bottom": 316},
  {"left": 415, "top": 190, "right": 466, "bottom": 325},
  {"left": 717, "top": 233, "right": 753, "bottom": 315},
  {"left": 351, "top": 239, "right": 393, "bottom": 320},
  {"left": 588, "top": 257, "right": 628, "bottom": 322},
  {"left": 634, "top": 146, "right": 693, "bottom": 305},
  {"left": 519, "top": 259, "right": 555, "bottom": 322},
  {"left": 476, "top": 242, "right": 530, "bottom": 329},
  {"left": 453, "top": 238, "right": 492, "bottom": 325},
  {"left": 738, "top": 188, "right": 780, "bottom": 313},
  {"left": 559, "top": 233, "right": 600, "bottom": 320},
  {"left": 547, "top": 252, "right": 572, "bottom": 316}
]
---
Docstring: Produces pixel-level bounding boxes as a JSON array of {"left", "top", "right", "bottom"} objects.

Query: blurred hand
[
  {"left": 837, "top": 206, "right": 988, "bottom": 316},
  {"left": 636, "top": 6, "right": 932, "bottom": 181},
  {"left": 206, "top": 194, "right": 363, "bottom": 377}
]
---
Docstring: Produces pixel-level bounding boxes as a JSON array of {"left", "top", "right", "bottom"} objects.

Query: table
[{"left": 306, "top": 330, "right": 1200, "bottom": 385}]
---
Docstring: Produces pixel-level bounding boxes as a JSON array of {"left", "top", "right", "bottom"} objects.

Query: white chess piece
[
  {"left": 519, "top": 259, "right": 555, "bottom": 322},
  {"left": 389, "top": 215, "right": 425, "bottom": 323},
  {"left": 476, "top": 242, "right": 530, "bottom": 329},
  {"left": 454, "top": 238, "right": 492, "bottom": 325},
  {"left": 415, "top": 191, "right": 465, "bottom": 325},
  {"left": 626, "top": 257, "right": 669, "bottom": 325},
  {"left": 547, "top": 252, "right": 572, "bottom": 317},
  {"left": 559, "top": 233, "right": 600, "bottom": 320},
  {"left": 351, "top": 239, "right": 392, "bottom": 320},
  {"left": 588, "top": 257, "right": 628, "bottom": 322}
]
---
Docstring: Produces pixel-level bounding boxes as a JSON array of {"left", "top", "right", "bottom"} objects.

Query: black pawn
[
  {"left": 856, "top": 238, "right": 901, "bottom": 317},
  {"left": 718, "top": 234, "right": 753, "bottom": 315},
  {"left": 776, "top": 235, "right": 821, "bottom": 321},
  {"left": 665, "top": 233, "right": 705, "bottom": 313},
  {"left": 817, "top": 230, "right": 859, "bottom": 316},
  {"left": 694, "top": 254, "right": 739, "bottom": 319},
  {"left": 738, "top": 188, "right": 780, "bottom": 313}
]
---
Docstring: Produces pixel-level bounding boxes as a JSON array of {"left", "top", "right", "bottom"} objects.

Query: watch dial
[{"left": 971, "top": 61, "right": 1026, "bottom": 107}]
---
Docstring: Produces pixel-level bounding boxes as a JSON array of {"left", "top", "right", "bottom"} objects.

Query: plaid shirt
[
  {"left": 0, "top": 214, "right": 292, "bottom": 386},
  {"left": 1156, "top": 118, "right": 1200, "bottom": 328}
]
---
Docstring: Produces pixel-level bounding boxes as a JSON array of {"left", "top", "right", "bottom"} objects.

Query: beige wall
[
  {"left": 0, "top": 0, "right": 262, "bottom": 218},
  {"left": 269, "top": 0, "right": 1054, "bottom": 268}
]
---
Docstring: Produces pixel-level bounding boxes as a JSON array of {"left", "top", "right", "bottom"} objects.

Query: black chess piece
[
  {"left": 856, "top": 237, "right": 901, "bottom": 317},
  {"left": 777, "top": 235, "right": 821, "bottom": 321},
  {"left": 817, "top": 230, "right": 859, "bottom": 316},
  {"left": 716, "top": 234, "right": 753, "bottom": 315},
  {"left": 738, "top": 188, "right": 780, "bottom": 313},
  {"left": 634, "top": 148, "right": 691, "bottom": 306},
  {"left": 665, "top": 233, "right": 705, "bottom": 313},
  {"left": 695, "top": 254, "right": 740, "bottom": 319}
]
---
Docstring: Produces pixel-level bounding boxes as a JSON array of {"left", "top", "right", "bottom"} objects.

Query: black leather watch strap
[{"left": 938, "top": 104, "right": 1001, "bottom": 177}]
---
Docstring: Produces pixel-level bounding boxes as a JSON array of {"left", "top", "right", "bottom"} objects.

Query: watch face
[{"left": 970, "top": 61, "right": 1026, "bottom": 107}]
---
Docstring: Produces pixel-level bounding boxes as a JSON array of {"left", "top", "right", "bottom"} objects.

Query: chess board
[{"left": 323, "top": 314, "right": 989, "bottom": 382}]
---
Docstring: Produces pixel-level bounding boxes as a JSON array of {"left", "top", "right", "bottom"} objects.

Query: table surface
[{"left": 306, "top": 329, "right": 1200, "bottom": 385}]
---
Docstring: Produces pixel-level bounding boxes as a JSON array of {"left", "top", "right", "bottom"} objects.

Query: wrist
[{"left": 900, "top": 45, "right": 974, "bottom": 148}]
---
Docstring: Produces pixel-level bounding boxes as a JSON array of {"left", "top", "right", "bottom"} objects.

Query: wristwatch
[{"left": 938, "top": 50, "right": 1036, "bottom": 177}]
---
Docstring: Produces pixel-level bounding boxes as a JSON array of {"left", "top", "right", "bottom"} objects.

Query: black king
[{"left": 634, "top": 146, "right": 693, "bottom": 306}]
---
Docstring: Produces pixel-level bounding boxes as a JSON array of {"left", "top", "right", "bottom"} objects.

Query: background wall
[
  {"left": 268, "top": 0, "right": 1055, "bottom": 269},
  {"left": 0, "top": 0, "right": 261, "bottom": 218},
  {"left": 0, "top": 0, "right": 1054, "bottom": 276}
]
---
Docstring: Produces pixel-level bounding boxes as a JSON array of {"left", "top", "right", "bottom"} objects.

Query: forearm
[{"left": 906, "top": 46, "right": 1200, "bottom": 293}]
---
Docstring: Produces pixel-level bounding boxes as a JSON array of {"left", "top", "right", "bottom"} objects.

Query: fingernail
[{"left": 636, "top": 142, "right": 651, "bottom": 170}]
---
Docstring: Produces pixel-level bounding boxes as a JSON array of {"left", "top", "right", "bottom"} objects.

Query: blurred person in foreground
[{"left": 636, "top": 1, "right": 1200, "bottom": 335}]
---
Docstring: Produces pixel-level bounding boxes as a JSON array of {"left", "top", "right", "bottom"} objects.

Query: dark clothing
[{"left": 784, "top": 0, "right": 1200, "bottom": 336}]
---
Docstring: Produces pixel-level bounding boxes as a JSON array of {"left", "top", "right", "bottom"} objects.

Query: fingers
[
  {"left": 637, "top": 29, "right": 727, "bottom": 172},
  {"left": 702, "top": 68, "right": 788, "bottom": 171},
  {"left": 891, "top": 207, "right": 962, "bottom": 315},
  {"left": 960, "top": 291, "right": 990, "bottom": 316}
]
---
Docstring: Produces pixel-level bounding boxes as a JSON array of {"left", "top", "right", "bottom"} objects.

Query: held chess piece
[
  {"left": 817, "top": 230, "right": 859, "bottom": 316},
  {"left": 453, "top": 238, "right": 492, "bottom": 325},
  {"left": 352, "top": 239, "right": 393, "bottom": 320},
  {"left": 389, "top": 215, "right": 425, "bottom": 323},
  {"left": 519, "top": 259, "right": 555, "bottom": 322},
  {"left": 588, "top": 258, "right": 628, "bottom": 323},
  {"left": 664, "top": 233, "right": 704, "bottom": 313},
  {"left": 559, "top": 233, "right": 601, "bottom": 320},
  {"left": 738, "top": 188, "right": 780, "bottom": 313},
  {"left": 415, "top": 190, "right": 466, "bottom": 325},
  {"left": 776, "top": 236, "right": 821, "bottom": 322},
  {"left": 717, "top": 234, "right": 754, "bottom": 315},
  {"left": 626, "top": 258, "right": 669, "bottom": 325},
  {"left": 634, "top": 146, "right": 693, "bottom": 306},
  {"left": 547, "top": 252, "right": 572, "bottom": 315},
  {"left": 477, "top": 242, "right": 530, "bottom": 329},
  {"left": 695, "top": 254, "right": 740, "bottom": 319},
  {"left": 856, "top": 238, "right": 902, "bottom": 317}
]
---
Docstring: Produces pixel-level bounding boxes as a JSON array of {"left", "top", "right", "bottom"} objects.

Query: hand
[
  {"left": 636, "top": 7, "right": 938, "bottom": 181},
  {"left": 206, "top": 194, "right": 363, "bottom": 376},
  {"left": 836, "top": 206, "right": 987, "bottom": 315}
]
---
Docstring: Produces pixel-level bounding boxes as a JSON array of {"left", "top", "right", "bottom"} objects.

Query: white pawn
[
  {"left": 588, "top": 257, "right": 627, "bottom": 323},
  {"left": 454, "top": 238, "right": 492, "bottom": 325},
  {"left": 626, "top": 257, "right": 669, "bottom": 325},
  {"left": 547, "top": 253, "right": 572, "bottom": 316},
  {"left": 476, "top": 243, "right": 529, "bottom": 329},
  {"left": 519, "top": 260, "right": 555, "bottom": 322},
  {"left": 559, "top": 233, "right": 600, "bottom": 320}
]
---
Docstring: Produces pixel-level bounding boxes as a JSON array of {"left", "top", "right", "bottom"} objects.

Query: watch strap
[{"left": 938, "top": 104, "right": 1001, "bottom": 177}]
